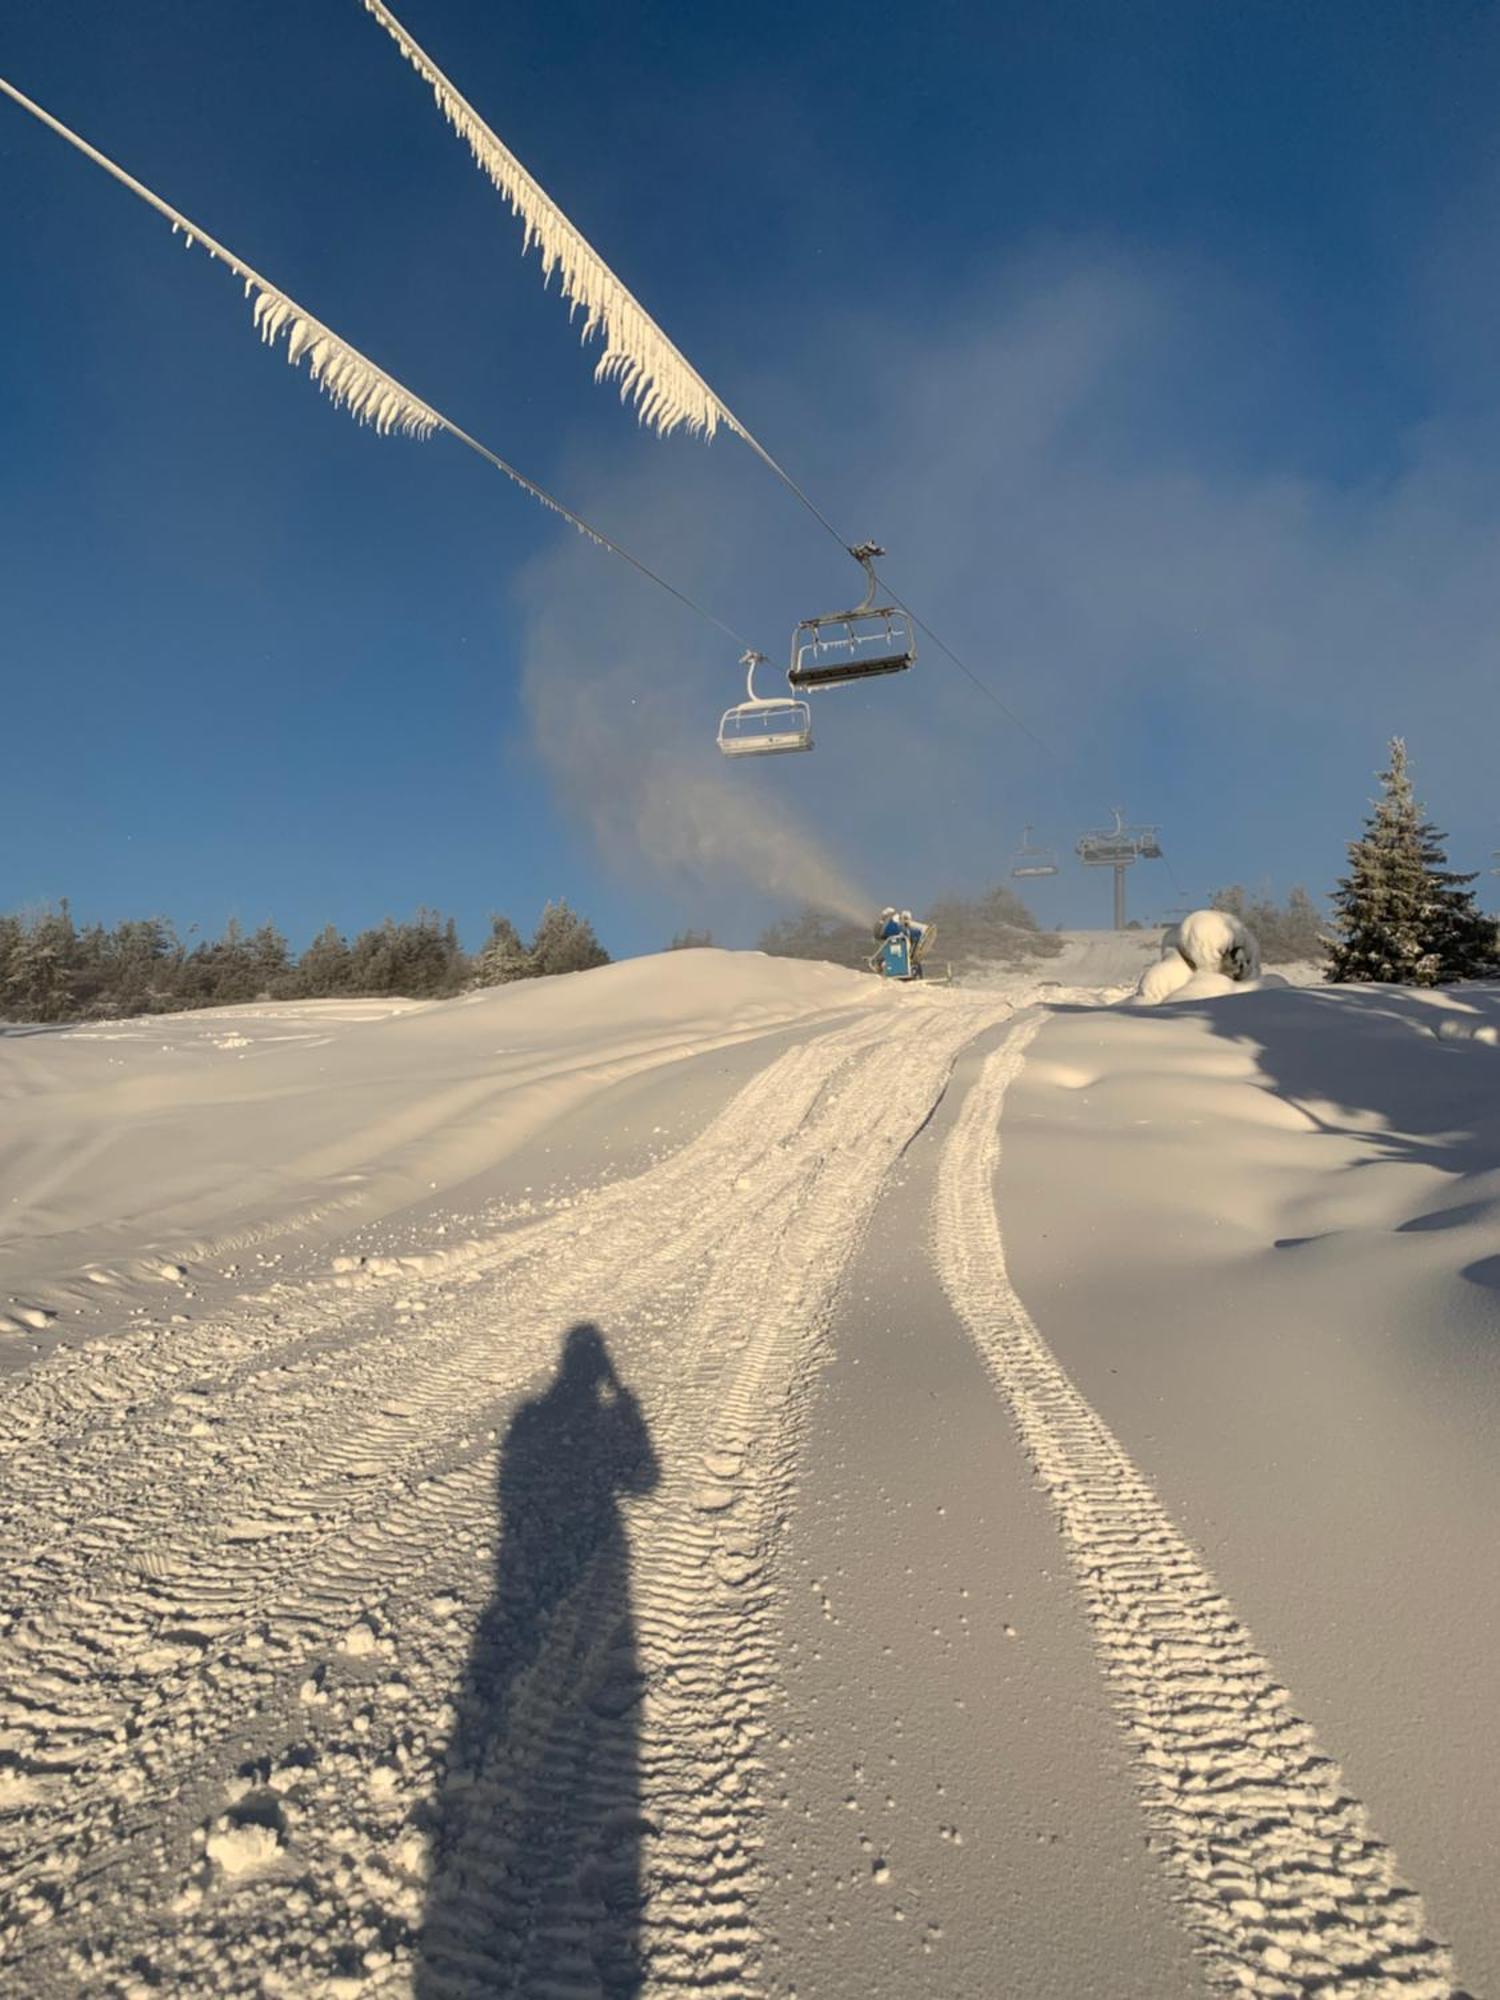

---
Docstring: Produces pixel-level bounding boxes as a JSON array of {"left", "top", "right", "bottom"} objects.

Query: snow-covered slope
[
  {"left": 1002, "top": 978, "right": 1500, "bottom": 1992},
  {"left": 1043, "top": 927, "right": 1167, "bottom": 988},
  {"left": 0, "top": 950, "right": 882, "bottom": 1343},
  {"left": 1, "top": 959, "right": 1491, "bottom": 1996}
]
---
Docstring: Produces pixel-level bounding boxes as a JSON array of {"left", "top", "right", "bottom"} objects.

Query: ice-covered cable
[
  {"left": 0, "top": 73, "right": 751, "bottom": 650},
  {"left": 360, "top": 0, "right": 747, "bottom": 443},
  {"left": 354, "top": 6, "right": 1056, "bottom": 748}
]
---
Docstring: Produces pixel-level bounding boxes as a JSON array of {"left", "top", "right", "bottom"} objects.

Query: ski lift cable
[
  {"left": 1155, "top": 846, "right": 1189, "bottom": 902},
  {"left": 355, "top": 3, "right": 1055, "bottom": 746},
  {"left": 704, "top": 402, "right": 1062, "bottom": 756},
  {"left": 0, "top": 72, "right": 755, "bottom": 658},
  {"left": 359, "top": 4, "right": 1134, "bottom": 801},
  {"left": 686, "top": 366, "right": 1064, "bottom": 756},
  {"left": 360, "top": 0, "right": 749, "bottom": 445},
  {"left": 870, "top": 579, "right": 1058, "bottom": 757},
  {"left": 719, "top": 427, "right": 1057, "bottom": 751}
]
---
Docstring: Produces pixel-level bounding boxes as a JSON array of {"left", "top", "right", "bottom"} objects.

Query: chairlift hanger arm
[{"left": 848, "top": 542, "right": 884, "bottom": 615}]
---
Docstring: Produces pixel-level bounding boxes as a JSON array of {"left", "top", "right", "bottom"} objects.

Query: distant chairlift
[
  {"left": 788, "top": 542, "right": 916, "bottom": 691},
  {"left": 1076, "top": 807, "right": 1157, "bottom": 868},
  {"left": 717, "top": 650, "right": 813, "bottom": 758},
  {"left": 1011, "top": 825, "right": 1059, "bottom": 878}
]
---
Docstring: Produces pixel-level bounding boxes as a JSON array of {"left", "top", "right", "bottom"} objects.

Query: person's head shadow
[{"left": 417, "top": 1323, "right": 658, "bottom": 1998}]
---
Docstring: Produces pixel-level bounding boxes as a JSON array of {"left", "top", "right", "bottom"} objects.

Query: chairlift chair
[
  {"left": 789, "top": 542, "right": 916, "bottom": 691},
  {"left": 1075, "top": 808, "right": 1162, "bottom": 867},
  {"left": 717, "top": 651, "right": 813, "bottom": 757},
  {"left": 1011, "top": 825, "right": 1059, "bottom": 879}
]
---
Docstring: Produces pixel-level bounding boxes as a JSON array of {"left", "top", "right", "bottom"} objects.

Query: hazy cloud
[{"left": 517, "top": 243, "right": 1500, "bottom": 935}]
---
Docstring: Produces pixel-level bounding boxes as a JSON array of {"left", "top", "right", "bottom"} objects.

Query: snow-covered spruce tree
[
  {"left": 528, "top": 901, "right": 610, "bottom": 977},
  {"left": 293, "top": 924, "right": 355, "bottom": 997},
  {"left": 474, "top": 914, "right": 532, "bottom": 985},
  {"left": 1325, "top": 739, "right": 1497, "bottom": 985},
  {"left": 2, "top": 903, "right": 82, "bottom": 1021}
]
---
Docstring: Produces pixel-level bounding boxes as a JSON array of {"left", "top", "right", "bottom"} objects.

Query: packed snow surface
[{"left": 1, "top": 948, "right": 1493, "bottom": 1996}]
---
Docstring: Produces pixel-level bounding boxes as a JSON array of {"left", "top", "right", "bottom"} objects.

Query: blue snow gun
[{"left": 874, "top": 931, "right": 913, "bottom": 979}]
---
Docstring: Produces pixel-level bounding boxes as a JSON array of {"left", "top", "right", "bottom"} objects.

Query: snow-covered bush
[
  {"left": 1211, "top": 884, "right": 1322, "bottom": 962},
  {"left": 1137, "top": 948, "right": 1194, "bottom": 1003},
  {"left": 1136, "top": 907, "right": 1261, "bottom": 1003},
  {"left": 1175, "top": 908, "right": 1262, "bottom": 982}
]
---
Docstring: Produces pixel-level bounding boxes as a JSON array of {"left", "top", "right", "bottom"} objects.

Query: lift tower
[{"left": 1075, "top": 809, "right": 1162, "bottom": 929}]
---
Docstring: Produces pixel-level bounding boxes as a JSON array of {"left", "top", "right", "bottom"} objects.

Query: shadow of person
[{"left": 417, "top": 1324, "right": 659, "bottom": 1998}]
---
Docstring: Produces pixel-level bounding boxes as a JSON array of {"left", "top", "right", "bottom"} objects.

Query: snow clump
[{"left": 1136, "top": 907, "right": 1262, "bottom": 1004}]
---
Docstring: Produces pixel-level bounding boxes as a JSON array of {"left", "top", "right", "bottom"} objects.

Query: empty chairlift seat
[
  {"left": 717, "top": 651, "right": 813, "bottom": 758},
  {"left": 1075, "top": 808, "right": 1162, "bottom": 867},
  {"left": 788, "top": 542, "right": 917, "bottom": 691},
  {"left": 1010, "top": 825, "right": 1059, "bottom": 878}
]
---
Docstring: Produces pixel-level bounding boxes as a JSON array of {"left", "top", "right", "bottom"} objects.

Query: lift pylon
[{"left": 1075, "top": 808, "right": 1163, "bottom": 928}]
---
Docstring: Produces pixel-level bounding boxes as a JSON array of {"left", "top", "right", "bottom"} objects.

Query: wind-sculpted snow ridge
[
  {"left": 0, "top": 991, "right": 1010, "bottom": 1995},
  {"left": 934, "top": 1013, "right": 1466, "bottom": 2000}
]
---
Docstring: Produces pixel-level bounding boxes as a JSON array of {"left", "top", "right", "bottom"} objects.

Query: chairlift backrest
[{"left": 1011, "top": 825, "right": 1059, "bottom": 878}]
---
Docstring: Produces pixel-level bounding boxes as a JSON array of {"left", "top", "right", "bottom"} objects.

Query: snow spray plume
[
  {"left": 519, "top": 552, "right": 873, "bottom": 928},
  {"left": 633, "top": 766, "right": 873, "bottom": 926}
]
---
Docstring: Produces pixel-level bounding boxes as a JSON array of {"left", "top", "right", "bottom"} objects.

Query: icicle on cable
[
  {"left": 0, "top": 73, "right": 752, "bottom": 645},
  {"left": 353, "top": 8, "right": 1058, "bottom": 743},
  {"left": 360, "top": 0, "right": 749, "bottom": 443}
]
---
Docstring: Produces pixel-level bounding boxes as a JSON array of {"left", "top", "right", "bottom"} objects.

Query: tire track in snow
[
  {"left": 933, "top": 1011, "right": 1467, "bottom": 2000},
  {"left": 1, "top": 1018, "right": 896, "bottom": 1985},
  {"left": 1, "top": 993, "right": 1010, "bottom": 1996}
]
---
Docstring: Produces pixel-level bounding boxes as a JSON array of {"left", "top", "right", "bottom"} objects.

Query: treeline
[
  {"left": 757, "top": 884, "right": 1063, "bottom": 973},
  {"left": 0, "top": 901, "right": 609, "bottom": 1024},
  {"left": 1208, "top": 885, "right": 1323, "bottom": 963}
]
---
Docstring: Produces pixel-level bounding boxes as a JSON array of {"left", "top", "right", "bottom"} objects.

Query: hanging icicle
[
  {"left": 0, "top": 71, "right": 758, "bottom": 641},
  {"left": 0, "top": 75, "right": 634, "bottom": 542},
  {"left": 359, "top": 0, "right": 746, "bottom": 443},
  {"left": 247, "top": 283, "right": 441, "bottom": 438}
]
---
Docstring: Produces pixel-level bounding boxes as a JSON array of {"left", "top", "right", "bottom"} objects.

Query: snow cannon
[{"left": 870, "top": 908, "right": 935, "bottom": 981}]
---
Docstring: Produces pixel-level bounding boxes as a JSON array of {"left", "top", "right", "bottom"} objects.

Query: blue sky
[{"left": 4, "top": 0, "right": 1500, "bottom": 953}]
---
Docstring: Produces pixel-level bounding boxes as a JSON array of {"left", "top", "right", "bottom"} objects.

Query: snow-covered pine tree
[
  {"left": 0, "top": 915, "right": 22, "bottom": 1012},
  {"left": 2, "top": 904, "right": 81, "bottom": 1021},
  {"left": 1325, "top": 739, "right": 1497, "bottom": 985},
  {"left": 528, "top": 901, "right": 610, "bottom": 977},
  {"left": 248, "top": 922, "right": 291, "bottom": 998},
  {"left": 474, "top": 914, "right": 532, "bottom": 985},
  {"left": 294, "top": 924, "right": 354, "bottom": 997}
]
